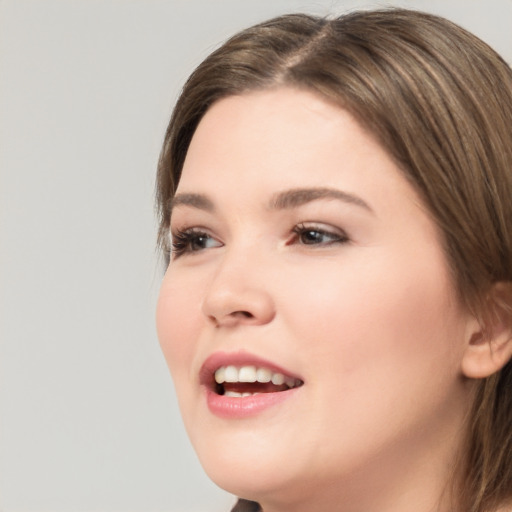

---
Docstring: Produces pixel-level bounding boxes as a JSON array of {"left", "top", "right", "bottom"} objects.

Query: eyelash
[
  {"left": 171, "top": 228, "right": 218, "bottom": 258},
  {"left": 170, "top": 223, "right": 349, "bottom": 258},
  {"left": 291, "top": 223, "right": 349, "bottom": 246}
]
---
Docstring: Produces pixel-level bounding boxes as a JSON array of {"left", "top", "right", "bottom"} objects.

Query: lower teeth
[{"left": 224, "top": 391, "right": 260, "bottom": 398}]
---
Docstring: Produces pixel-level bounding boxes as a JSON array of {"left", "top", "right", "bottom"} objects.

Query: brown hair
[{"left": 156, "top": 9, "right": 512, "bottom": 512}]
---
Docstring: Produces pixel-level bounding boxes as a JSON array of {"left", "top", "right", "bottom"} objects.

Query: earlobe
[{"left": 461, "top": 283, "right": 512, "bottom": 379}]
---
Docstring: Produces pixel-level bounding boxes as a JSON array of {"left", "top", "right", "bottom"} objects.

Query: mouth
[
  {"left": 213, "top": 365, "right": 304, "bottom": 397},
  {"left": 200, "top": 352, "right": 304, "bottom": 418}
]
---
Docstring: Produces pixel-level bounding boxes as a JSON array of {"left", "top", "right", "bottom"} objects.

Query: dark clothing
[{"left": 231, "top": 499, "right": 261, "bottom": 512}]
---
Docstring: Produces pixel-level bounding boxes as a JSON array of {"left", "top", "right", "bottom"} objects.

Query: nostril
[
  {"left": 203, "top": 286, "right": 275, "bottom": 326},
  {"left": 202, "top": 279, "right": 276, "bottom": 327},
  {"left": 208, "top": 310, "right": 256, "bottom": 327}
]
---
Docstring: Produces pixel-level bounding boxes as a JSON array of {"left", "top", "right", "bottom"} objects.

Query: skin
[{"left": 156, "top": 88, "right": 479, "bottom": 512}]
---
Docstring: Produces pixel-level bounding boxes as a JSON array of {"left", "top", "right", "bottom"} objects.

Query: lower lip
[{"left": 205, "top": 386, "right": 300, "bottom": 418}]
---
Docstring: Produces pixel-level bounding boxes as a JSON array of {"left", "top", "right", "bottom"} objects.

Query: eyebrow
[
  {"left": 169, "top": 187, "right": 373, "bottom": 216},
  {"left": 169, "top": 193, "right": 215, "bottom": 215},
  {"left": 269, "top": 187, "right": 373, "bottom": 213}
]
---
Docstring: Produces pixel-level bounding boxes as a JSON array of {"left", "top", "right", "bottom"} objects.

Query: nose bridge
[{"left": 201, "top": 240, "right": 275, "bottom": 326}]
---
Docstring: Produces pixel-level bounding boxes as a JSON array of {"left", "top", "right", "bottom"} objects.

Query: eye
[
  {"left": 291, "top": 223, "right": 349, "bottom": 246},
  {"left": 170, "top": 228, "right": 222, "bottom": 258}
]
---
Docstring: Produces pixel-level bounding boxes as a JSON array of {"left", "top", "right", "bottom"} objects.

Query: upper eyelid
[
  {"left": 169, "top": 227, "right": 223, "bottom": 259},
  {"left": 292, "top": 224, "right": 350, "bottom": 243},
  {"left": 169, "top": 226, "right": 216, "bottom": 243},
  {"left": 169, "top": 226, "right": 349, "bottom": 255},
  {"left": 294, "top": 222, "right": 349, "bottom": 236},
  {"left": 169, "top": 221, "right": 348, "bottom": 237}
]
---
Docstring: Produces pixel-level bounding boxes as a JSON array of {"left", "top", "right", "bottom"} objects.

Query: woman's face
[{"left": 157, "top": 88, "right": 474, "bottom": 509}]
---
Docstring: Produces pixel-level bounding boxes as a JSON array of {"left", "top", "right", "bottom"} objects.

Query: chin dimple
[{"left": 214, "top": 365, "right": 303, "bottom": 395}]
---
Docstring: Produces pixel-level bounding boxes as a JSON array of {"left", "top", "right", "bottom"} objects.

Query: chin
[
  {"left": 190, "top": 426, "right": 307, "bottom": 502},
  {"left": 205, "top": 463, "right": 300, "bottom": 507}
]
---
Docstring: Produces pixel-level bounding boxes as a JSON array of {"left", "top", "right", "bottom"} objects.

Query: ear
[{"left": 461, "top": 282, "right": 512, "bottom": 379}]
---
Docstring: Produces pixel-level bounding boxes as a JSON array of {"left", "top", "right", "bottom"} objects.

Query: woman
[{"left": 155, "top": 9, "right": 512, "bottom": 512}]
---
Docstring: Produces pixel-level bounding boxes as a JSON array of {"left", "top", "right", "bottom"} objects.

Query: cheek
[
  {"left": 281, "top": 249, "right": 465, "bottom": 380},
  {"left": 273, "top": 250, "right": 468, "bottom": 469},
  {"left": 156, "top": 270, "right": 202, "bottom": 381}
]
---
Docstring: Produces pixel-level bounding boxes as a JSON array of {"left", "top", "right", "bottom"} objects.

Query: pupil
[
  {"left": 192, "top": 235, "right": 207, "bottom": 250},
  {"left": 302, "top": 230, "right": 321, "bottom": 244}
]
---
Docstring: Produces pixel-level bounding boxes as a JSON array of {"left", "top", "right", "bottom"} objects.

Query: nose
[{"left": 201, "top": 251, "right": 276, "bottom": 328}]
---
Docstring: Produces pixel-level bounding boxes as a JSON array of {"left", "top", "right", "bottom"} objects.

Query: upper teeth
[{"left": 214, "top": 365, "right": 299, "bottom": 388}]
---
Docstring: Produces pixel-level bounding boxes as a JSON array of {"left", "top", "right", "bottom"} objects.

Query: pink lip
[
  {"left": 199, "top": 350, "right": 304, "bottom": 419},
  {"left": 204, "top": 386, "right": 301, "bottom": 418}
]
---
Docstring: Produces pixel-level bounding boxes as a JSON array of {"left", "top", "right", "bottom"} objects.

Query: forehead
[{"left": 178, "top": 88, "right": 421, "bottom": 214}]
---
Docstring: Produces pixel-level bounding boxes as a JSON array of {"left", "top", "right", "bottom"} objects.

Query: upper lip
[{"left": 199, "top": 350, "right": 304, "bottom": 388}]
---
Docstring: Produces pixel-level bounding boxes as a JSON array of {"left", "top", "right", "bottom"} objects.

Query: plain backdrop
[{"left": 1, "top": 1, "right": 511, "bottom": 511}]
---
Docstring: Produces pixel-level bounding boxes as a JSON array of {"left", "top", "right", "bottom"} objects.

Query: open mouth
[{"left": 213, "top": 365, "right": 304, "bottom": 397}]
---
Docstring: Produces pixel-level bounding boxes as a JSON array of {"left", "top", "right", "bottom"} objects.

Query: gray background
[{"left": 1, "top": 1, "right": 511, "bottom": 511}]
